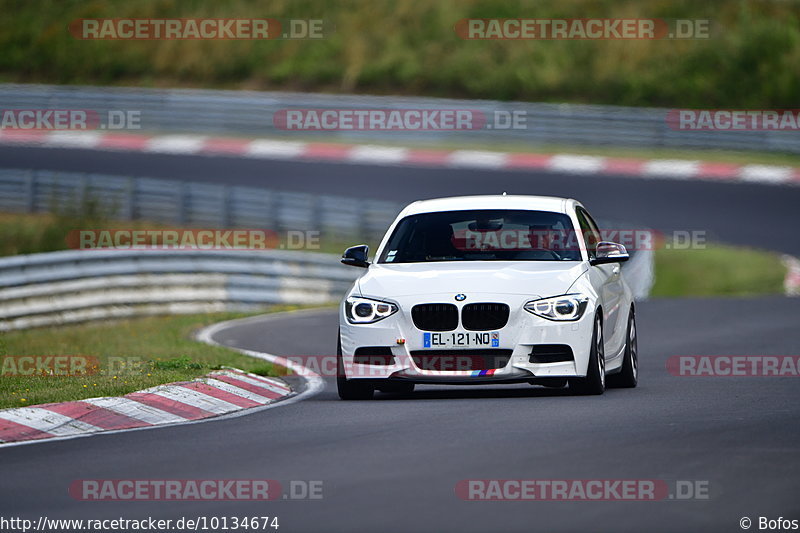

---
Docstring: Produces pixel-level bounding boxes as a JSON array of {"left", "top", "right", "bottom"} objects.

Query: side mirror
[
  {"left": 590, "top": 241, "right": 630, "bottom": 266},
  {"left": 342, "top": 245, "right": 370, "bottom": 268}
]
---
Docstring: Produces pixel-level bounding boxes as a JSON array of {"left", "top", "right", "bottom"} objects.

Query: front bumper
[{"left": 339, "top": 294, "right": 595, "bottom": 383}]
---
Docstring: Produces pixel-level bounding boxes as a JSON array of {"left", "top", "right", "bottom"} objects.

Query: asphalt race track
[
  {"left": 1, "top": 147, "right": 799, "bottom": 532},
  {"left": 1, "top": 299, "right": 799, "bottom": 532}
]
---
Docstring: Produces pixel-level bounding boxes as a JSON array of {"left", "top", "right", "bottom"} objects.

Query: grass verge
[
  {"left": 0, "top": 210, "right": 174, "bottom": 257},
  {"left": 652, "top": 244, "right": 785, "bottom": 297},
  {"left": 0, "top": 210, "right": 370, "bottom": 258},
  {"left": 0, "top": 310, "right": 300, "bottom": 410}
]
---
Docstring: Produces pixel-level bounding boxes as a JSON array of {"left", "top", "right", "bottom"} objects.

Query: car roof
[{"left": 398, "top": 195, "right": 578, "bottom": 217}]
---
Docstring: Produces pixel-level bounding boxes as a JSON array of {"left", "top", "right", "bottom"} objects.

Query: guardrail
[
  {"left": 0, "top": 245, "right": 652, "bottom": 331},
  {"left": 0, "top": 168, "right": 402, "bottom": 242},
  {"left": 0, "top": 249, "right": 359, "bottom": 331},
  {"left": 0, "top": 166, "right": 653, "bottom": 330},
  {"left": 1, "top": 84, "right": 797, "bottom": 154}
]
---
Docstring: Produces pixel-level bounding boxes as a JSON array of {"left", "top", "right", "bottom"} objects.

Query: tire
[
  {"left": 608, "top": 308, "right": 638, "bottom": 388},
  {"left": 569, "top": 313, "right": 606, "bottom": 395},
  {"left": 336, "top": 334, "right": 374, "bottom": 400},
  {"left": 377, "top": 381, "right": 415, "bottom": 395}
]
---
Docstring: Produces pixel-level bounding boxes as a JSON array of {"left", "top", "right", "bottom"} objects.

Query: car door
[{"left": 576, "top": 207, "right": 624, "bottom": 357}]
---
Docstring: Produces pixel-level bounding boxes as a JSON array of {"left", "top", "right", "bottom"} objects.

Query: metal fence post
[
  {"left": 124, "top": 177, "right": 136, "bottom": 220},
  {"left": 78, "top": 173, "right": 88, "bottom": 207},
  {"left": 178, "top": 182, "right": 190, "bottom": 225},
  {"left": 24, "top": 170, "right": 36, "bottom": 213},
  {"left": 221, "top": 185, "right": 232, "bottom": 227}
]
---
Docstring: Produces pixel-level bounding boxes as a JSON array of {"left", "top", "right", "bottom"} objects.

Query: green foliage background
[{"left": 0, "top": 0, "right": 797, "bottom": 106}]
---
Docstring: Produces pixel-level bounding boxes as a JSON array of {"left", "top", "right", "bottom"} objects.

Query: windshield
[{"left": 378, "top": 209, "right": 582, "bottom": 263}]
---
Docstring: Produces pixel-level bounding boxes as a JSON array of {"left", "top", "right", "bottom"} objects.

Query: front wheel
[
  {"left": 569, "top": 314, "right": 605, "bottom": 395},
  {"left": 608, "top": 308, "right": 638, "bottom": 388},
  {"left": 336, "top": 335, "right": 374, "bottom": 400}
]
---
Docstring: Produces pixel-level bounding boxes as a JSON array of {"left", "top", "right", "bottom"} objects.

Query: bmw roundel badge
[{"left": 454, "top": 294, "right": 467, "bottom": 301}]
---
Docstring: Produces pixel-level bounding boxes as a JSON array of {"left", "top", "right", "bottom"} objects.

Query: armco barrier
[
  {"left": 0, "top": 245, "right": 652, "bottom": 331},
  {"left": 0, "top": 168, "right": 402, "bottom": 242},
  {"left": 0, "top": 84, "right": 797, "bottom": 154},
  {"left": 0, "top": 166, "right": 652, "bottom": 330},
  {"left": 0, "top": 248, "right": 359, "bottom": 331}
]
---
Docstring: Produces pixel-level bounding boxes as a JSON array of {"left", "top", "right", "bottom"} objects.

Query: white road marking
[
  {"left": 548, "top": 154, "right": 606, "bottom": 174},
  {"left": 82, "top": 397, "right": 187, "bottom": 425},
  {"left": 145, "top": 135, "right": 206, "bottom": 154},
  {"left": 46, "top": 131, "right": 103, "bottom": 148},
  {"left": 738, "top": 165, "right": 793, "bottom": 184},
  {"left": 347, "top": 145, "right": 409, "bottom": 164},
  {"left": 642, "top": 159, "right": 700, "bottom": 178},
  {"left": 447, "top": 150, "right": 509, "bottom": 168},
  {"left": 212, "top": 369, "right": 291, "bottom": 395},
  {"left": 782, "top": 255, "right": 800, "bottom": 297},
  {"left": 149, "top": 386, "right": 241, "bottom": 415},
  {"left": 0, "top": 407, "right": 102, "bottom": 436},
  {"left": 203, "top": 378, "right": 273, "bottom": 404},
  {"left": 245, "top": 140, "right": 307, "bottom": 158}
]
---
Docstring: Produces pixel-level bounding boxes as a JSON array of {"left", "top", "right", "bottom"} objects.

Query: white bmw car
[{"left": 337, "top": 195, "right": 638, "bottom": 400}]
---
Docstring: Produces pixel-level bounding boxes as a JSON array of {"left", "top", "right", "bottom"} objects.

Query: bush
[{"left": 0, "top": 0, "right": 797, "bottom": 107}]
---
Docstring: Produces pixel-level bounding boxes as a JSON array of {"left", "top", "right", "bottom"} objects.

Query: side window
[{"left": 575, "top": 208, "right": 600, "bottom": 260}]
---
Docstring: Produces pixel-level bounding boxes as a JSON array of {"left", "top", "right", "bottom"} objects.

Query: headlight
[
  {"left": 345, "top": 296, "right": 398, "bottom": 324},
  {"left": 524, "top": 294, "right": 589, "bottom": 321}
]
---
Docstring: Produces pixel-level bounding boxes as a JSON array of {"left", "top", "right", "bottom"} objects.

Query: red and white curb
[
  {"left": 0, "top": 368, "right": 292, "bottom": 446},
  {"left": 784, "top": 256, "right": 800, "bottom": 297},
  {"left": 195, "top": 310, "right": 325, "bottom": 397},
  {"left": 1, "top": 129, "right": 799, "bottom": 186}
]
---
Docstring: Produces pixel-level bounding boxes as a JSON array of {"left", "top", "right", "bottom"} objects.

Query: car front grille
[
  {"left": 410, "top": 349, "right": 512, "bottom": 371},
  {"left": 461, "top": 303, "right": 510, "bottom": 331},
  {"left": 412, "top": 303, "right": 459, "bottom": 331}
]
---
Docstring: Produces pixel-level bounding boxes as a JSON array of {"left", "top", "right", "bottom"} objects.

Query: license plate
[{"left": 422, "top": 331, "right": 500, "bottom": 349}]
